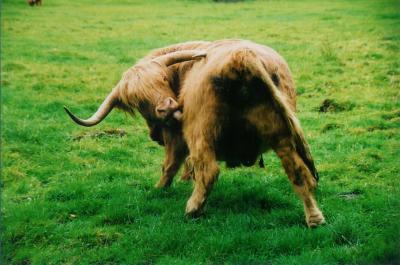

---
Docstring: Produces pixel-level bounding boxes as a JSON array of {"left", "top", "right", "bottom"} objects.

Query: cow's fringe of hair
[
  {"left": 116, "top": 63, "right": 173, "bottom": 115},
  {"left": 237, "top": 49, "right": 319, "bottom": 181}
]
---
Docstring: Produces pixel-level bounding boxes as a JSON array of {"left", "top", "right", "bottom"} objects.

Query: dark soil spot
[
  {"left": 72, "top": 128, "right": 126, "bottom": 141},
  {"left": 318, "top": 99, "right": 355, "bottom": 113},
  {"left": 321, "top": 123, "right": 342, "bottom": 133}
]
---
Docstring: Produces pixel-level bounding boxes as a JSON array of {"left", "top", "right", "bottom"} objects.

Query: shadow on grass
[{"left": 209, "top": 186, "right": 295, "bottom": 215}]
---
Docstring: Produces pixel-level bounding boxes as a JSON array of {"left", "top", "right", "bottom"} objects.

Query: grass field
[{"left": 1, "top": 0, "right": 399, "bottom": 264}]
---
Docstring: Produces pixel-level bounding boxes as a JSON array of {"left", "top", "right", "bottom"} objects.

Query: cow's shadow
[
  {"left": 204, "top": 177, "right": 298, "bottom": 215},
  {"left": 193, "top": 177, "right": 309, "bottom": 227},
  {"left": 145, "top": 173, "right": 305, "bottom": 225}
]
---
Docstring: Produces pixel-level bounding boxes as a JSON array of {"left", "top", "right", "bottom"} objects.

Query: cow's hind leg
[
  {"left": 185, "top": 144, "right": 219, "bottom": 217},
  {"left": 274, "top": 139, "right": 325, "bottom": 227}
]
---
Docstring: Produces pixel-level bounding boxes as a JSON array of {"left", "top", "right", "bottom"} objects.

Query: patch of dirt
[
  {"left": 321, "top": 123, "right": 342, "bottom": 133},
  {"left": 318, "top": 99, "right": 355, "bottom": 113},
  {"left": 72, "top": 128, "right": 126, "bottom": 141}
]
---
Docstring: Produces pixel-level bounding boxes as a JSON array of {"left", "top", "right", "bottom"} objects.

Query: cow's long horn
[
  {"left": 155, "top": 50, "right": 207, "bottom": 67},
  {"left": 64, "top": 89, "right": 118, "bottom": 127}
]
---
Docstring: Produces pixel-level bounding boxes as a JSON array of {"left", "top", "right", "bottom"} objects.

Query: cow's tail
[{"left": 233, "top": 48, "right": 319, "bottom": 182}]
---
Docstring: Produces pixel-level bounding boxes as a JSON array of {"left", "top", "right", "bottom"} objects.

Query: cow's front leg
[
  {"left": 274, "top": 139, "right": 325, "bottom": 228},
  {"left": 155, "top": 153, "right": 185, "bottom": 188},
  {"left": 185, "top": 148, "right": 219, "bottom": 216},
  {"left": 155, "top": 131, "right": 187, "bottom": 188}
]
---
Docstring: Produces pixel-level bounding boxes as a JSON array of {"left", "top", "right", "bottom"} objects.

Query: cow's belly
[
  {"left": 213, "top": 102, "right": 286, "bottom": 167},
  {"left": 215, "top": 117, "right": 264, "bottom": 167}
]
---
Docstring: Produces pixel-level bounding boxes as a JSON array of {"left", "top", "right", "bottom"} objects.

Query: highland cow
[{"left": 65, "top": 40, "right": 325, "bottom": 227}]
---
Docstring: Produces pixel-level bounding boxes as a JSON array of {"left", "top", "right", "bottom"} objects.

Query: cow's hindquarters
[{"left": 181, "top": 43, "right": 324, "bottom": 226}]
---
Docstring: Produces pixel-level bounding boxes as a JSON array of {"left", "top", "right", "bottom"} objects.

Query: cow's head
[{"left": 64, "top": 50, "right": 206, "bottom": 143}]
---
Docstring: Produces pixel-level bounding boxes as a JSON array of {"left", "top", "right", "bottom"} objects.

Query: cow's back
[
  {"left": 205, "top": 40, "right": 296, "bottom": 108},
  {"left": 145, "top": 40, "right": 296, "bottom": 109}
]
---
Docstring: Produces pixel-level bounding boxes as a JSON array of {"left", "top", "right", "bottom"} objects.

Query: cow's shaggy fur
[{"left": 65, "top": 40, "right": 325, "bottom": 227}]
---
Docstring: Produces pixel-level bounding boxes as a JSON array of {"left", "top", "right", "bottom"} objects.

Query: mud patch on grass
[
  {"left": 71, "top": 129, "right": 126, "bottom": 141},
  {"left": 318, "top": 99, "right": 355, "bottom": 113},
  {"left": 321, "top": 123, "right": 343, "bottom": 133}
]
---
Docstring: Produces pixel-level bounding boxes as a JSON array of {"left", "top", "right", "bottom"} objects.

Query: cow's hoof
[
  {"left": 185, "top": 197, "right": 205, "bottom": 217},
  {"left": 154, "top": 178, "right": 172, "bottom": 189},
  {"left": 306, "top": 211, "right": 326, "bottom": 228}
]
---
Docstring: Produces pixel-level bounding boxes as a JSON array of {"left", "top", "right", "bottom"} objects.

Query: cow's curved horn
[
  {"left": 64, "top": 89, "right": 118, "bottom": 127},
  {"left": 155, "top": 50, "right": 207, "bottom": 67}
]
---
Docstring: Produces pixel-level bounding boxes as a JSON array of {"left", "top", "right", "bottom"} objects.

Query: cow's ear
[{"left": 155, "top": 97, "right": 179, "bottom": 119}]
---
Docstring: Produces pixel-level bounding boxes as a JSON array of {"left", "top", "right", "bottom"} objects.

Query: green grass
[{"left": 1, "top": 0, "right": 399, "bottom": 264}]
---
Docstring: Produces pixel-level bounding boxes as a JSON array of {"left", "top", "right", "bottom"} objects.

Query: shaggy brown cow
[{"left": 65, "top": 40, "right": 325, "bottom": 227}]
